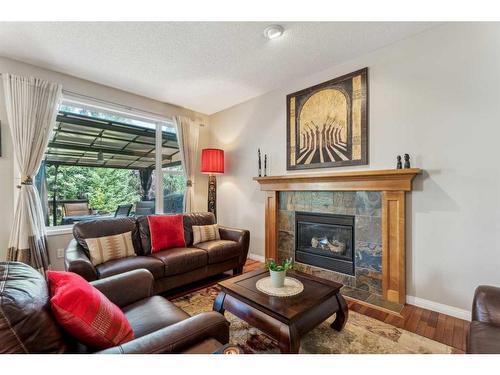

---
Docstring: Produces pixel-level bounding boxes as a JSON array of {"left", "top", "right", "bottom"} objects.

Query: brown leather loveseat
[
  {"left": 0, "top": 261, "right": 229, "bottom": 354},
  {"left": 65, "top": 212, "right": 250, "bottom": 294},
  {"left": 467, "top": 285, "right": 500, "bottom": 353}
]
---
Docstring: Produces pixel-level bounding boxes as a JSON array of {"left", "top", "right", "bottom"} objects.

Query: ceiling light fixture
[{"left": 264, "top": 25, "right": 284, "bottom": 40}]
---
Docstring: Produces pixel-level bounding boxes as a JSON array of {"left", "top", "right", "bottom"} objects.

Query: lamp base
[{"left": 208, "top": 174, "right": 217, "bottom": 219}]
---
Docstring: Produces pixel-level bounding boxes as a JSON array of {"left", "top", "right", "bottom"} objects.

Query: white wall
[
  {"left": 0, "top": 57, "right": 210, "bottom": 267},
  {"left": 209, "top": 23, "right": 500, "bottom": 315}
]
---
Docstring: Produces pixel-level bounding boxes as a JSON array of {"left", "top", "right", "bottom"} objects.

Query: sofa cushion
[
  {"left": 47, "top": 270, "right": 134, "bottom": 350},
  {"left": 0, "top": 262, "right": 66, "bottom": 354},
  {"left": 86, "top": 231, "right": 136, "bottom": 266},
  {"left": 137, "top": 213, "right": 216, "bottom": 254},
  {"left": 152, "top": 247, "right": 207, "bottom": 276},
  {"left": 192, "top": 224, "right": 220, "bottom": 245},
  {"left": 148, "top": 214, "right": 186, "bottom": 253},
  {"left": 96, "top": 256, "right": 165, "bottom": 280},
  {"left": 468, "top": 321, "right": 500, "bottom": 353},
  {"left": 194, "top": 240, "right": 241, "bottom": 264},
  {"left": 183, "top": 212, "right": 216, "bottom": 246},
  {"left": 73, "top": 217, "right": 143, "bottom": 255},
  {"left": 122, "top": 296, "right": 189, "bottom": 338}
]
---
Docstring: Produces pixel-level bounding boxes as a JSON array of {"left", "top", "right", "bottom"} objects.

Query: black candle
[
  {"left": 258, "top": 148, "right": 262, "bottom": 177},
  {"left": 264, "top": 154, "right": 267, "bottom": 176}
]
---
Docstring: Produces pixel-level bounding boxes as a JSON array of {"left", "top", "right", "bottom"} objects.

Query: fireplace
[{"left": 295, "top": 211, "right": 355, "bottom": 276}]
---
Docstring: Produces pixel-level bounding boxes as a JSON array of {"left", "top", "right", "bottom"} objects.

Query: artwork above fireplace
[{"left": 295, "top": 211, "right": 355, "bottom": 276}]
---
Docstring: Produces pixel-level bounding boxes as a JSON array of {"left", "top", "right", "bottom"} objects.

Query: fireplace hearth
[{"left": 295, "top": 211, "right": 355, "bottom": 276}]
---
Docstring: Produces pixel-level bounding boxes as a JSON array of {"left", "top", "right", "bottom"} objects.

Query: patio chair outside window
[
  {"left": 63, "top": 202, "right": 90, "bottom": 217},
  {"left": 115, "top": 204, "right": 133, "bottom": 217},
  {"left": 135, "top": 201, "right": 155, "bottom": 216}
]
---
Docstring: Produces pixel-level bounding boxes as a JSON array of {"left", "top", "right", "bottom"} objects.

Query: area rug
[{"left": 171, "top": 286, "right": 454, "bottom": 354}]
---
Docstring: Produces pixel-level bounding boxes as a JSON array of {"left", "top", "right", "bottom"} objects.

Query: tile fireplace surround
[{"left": 254, "top": 169, "right": 421, "bottom": 315}]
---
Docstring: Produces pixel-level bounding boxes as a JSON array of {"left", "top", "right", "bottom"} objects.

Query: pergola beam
[
  {"left": 46, "top": 112, "right": 181, "bottom": 170},
  {"left": 45, "top": 159, "right": 181, "bottom": 170},
  {"left": 54, "top": 127, "right": 177, "bottom": 148},
  {"left": 56, "top": 112, "right": 178, "bottom": 145},
  {"left": 47, "top": 141, "right": 157, "bottom": 158},
  {"left": 46, "top": 161, "right": 149, "bottom": 170}
]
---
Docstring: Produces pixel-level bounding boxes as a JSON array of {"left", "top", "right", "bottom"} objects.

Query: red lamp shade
[{"left": 201, "top": 148, "right": 224, "bottom": 174}]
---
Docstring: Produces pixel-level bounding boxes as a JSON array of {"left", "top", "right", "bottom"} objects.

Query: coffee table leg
[
  {"left": 331, "top": 293, "right": 348, "bottom": 331},
  {"left": 278, "top": 324, "right": 300, "bottom": 354},
  {"left": 213, "top": 291, "right": 226, "bottom": 315}
]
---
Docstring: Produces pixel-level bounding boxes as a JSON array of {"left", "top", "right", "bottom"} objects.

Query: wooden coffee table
[{"left": 213, "top": 268, "right": 348, "bottom": 353}]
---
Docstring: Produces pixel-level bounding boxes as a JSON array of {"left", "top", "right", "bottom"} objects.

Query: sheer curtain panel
[
  {"left": 175, "top": 116, "right": 199, "bottom": 213},
  {"left": 2, "top": 74, "right": 62, "bottom": 272}
]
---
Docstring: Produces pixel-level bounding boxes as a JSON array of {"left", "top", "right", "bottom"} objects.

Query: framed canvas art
[{"left": 286, "top": 68, "right": 368, "bottom": 170}]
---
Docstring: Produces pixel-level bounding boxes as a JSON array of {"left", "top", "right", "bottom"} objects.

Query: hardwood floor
[
  {"left": 165, "top": 259, "right": 469, "bottom": 353},
  {"left": 347, "top": 298, "right": 469, "bottom": 353}
]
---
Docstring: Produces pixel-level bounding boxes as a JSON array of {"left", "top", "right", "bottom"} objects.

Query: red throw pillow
[
  {"left": 47, "top": 271, "right": 134, "bottom": 350},
  {"left": 147, "top": 214, "right": 186, "bottom": 253}
]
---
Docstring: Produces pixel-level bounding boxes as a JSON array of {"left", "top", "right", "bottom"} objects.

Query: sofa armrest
[
  {"left": 91, "top": 269, "right": 154, "bottom": 308},
  {"left": 97, "top": 311, "right": 229, "bottom": 354},
  {"left": 472, "top": 285, "right": 500, "bottom": 325},
  {"left": 65, "top": 239, "right": 97, "bottom": 281},
  {"left": 219, "top": 226, "right": 250, "bottom": 266}
]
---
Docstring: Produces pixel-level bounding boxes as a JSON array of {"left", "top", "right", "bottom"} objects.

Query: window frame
[{"left": 44, "top": 97, "right": 182, "bottom": 229}]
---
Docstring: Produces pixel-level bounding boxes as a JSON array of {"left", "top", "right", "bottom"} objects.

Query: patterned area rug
[{"left": 171, "top": 286, "right": 453, "bottom": 354}]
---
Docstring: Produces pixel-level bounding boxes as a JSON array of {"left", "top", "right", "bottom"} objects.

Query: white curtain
[
  {"left": 2, "top": 74, "right": 62, "bottom": 272},
  {"left": 175, "top": 116, "right": 199, "bottom": 213}
]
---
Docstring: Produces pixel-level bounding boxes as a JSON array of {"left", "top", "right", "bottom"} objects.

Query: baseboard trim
[
  {"left": 406, "top": 295, "right": 471, "bottom": 321},
  {"left": 248, "top": 253, "right": 265, "bottom": 262}
]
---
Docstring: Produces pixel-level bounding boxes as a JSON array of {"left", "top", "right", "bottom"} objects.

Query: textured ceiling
[{"left": 0, "top": 22, "right": 438, "bottom": 114}]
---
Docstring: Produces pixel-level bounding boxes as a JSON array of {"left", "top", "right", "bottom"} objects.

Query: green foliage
[
  {"left": 163, "top": 172, "right": 185, "bottom": 195},
  {"left": 266, "top": 258, "right": 294, "bottom": 272},
  {"left": 46, "top": 165, "right": 141, "bottom": 214}
]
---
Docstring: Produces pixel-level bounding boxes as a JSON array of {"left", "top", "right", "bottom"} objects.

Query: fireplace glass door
[{"left": 295, "top": 211, "right": 355, "bottom": 275}]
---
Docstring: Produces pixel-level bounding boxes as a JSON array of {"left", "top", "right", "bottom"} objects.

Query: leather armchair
[
  {"left": 93, "top": 269, "right": 229, "bottom": 354},
  {"left": 0, "top": 262, "right": 229, "bottom": 354},
  {"left": 467, "top": 285, "right": 500, "bottom": 353}
]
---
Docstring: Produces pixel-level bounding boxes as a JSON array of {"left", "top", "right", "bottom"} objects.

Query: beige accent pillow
[
  {"left": 192, "top": 224, "right": 220, "bottom": 245},
  {"left": 85, "top": 231, "right": 136, "bottom": 266}
]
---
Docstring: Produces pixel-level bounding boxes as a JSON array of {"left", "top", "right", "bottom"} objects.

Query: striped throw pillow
[
  {"left": 192, "top": 224, "right": 220, "bottom": 245},
  {"left": 48, "top": 270, "right": 134, "bottom": 349},
  {"left": 85, "top": 231, "right": 136, "bottom": 266}
]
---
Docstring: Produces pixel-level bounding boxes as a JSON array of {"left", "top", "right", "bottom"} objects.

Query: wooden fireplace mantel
[
  {"left": 253, "top": 168, "right": 421, "bottom": 192},
  {"left": 254, "top": 168, "right": 421, "bottom": 305}
]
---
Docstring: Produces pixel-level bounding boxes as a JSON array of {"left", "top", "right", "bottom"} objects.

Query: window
[
  {"left": 162, "top": 164, "right": 186, "bottom": 214},
  {"left": 37, "top": 101, "right": 184, "bottom": 227}
]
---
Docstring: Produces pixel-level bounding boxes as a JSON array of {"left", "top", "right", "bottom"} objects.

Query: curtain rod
[{"left": 1, "top": 73, "right": 205, "bottom": 126}]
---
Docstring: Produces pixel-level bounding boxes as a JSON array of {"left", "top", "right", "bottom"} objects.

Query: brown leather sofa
[
  {"left": 0, "top": 261, "right": 229, "bottom": 354},
  {"left": 467, "top": 285, "right": 500, "bottom": 353},
  {"left": 65, "top": 212, "right": 250, "bottom": 294}
]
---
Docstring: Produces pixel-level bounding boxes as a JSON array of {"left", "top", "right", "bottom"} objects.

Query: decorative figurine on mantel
[
  {"left": 404, "top": 154, "right": 411, "bottom": 169},
  {"left": 264, "top": 154, "right": 268, "bottom": 176},
  {"left": 396, "top": 155, "right": 402, "bottom": 169},
  {"left": 258, "top": 148, "right": 262, "bottom": 177}
]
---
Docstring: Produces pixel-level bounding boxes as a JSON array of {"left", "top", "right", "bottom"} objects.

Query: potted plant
[{"left": 266, "top": 258, "right": 293, "bottom": 288}]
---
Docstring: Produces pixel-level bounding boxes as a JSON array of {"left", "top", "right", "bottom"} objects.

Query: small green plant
[{"left": 266, "top": 258, "right": 294, "bottom": 272}]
